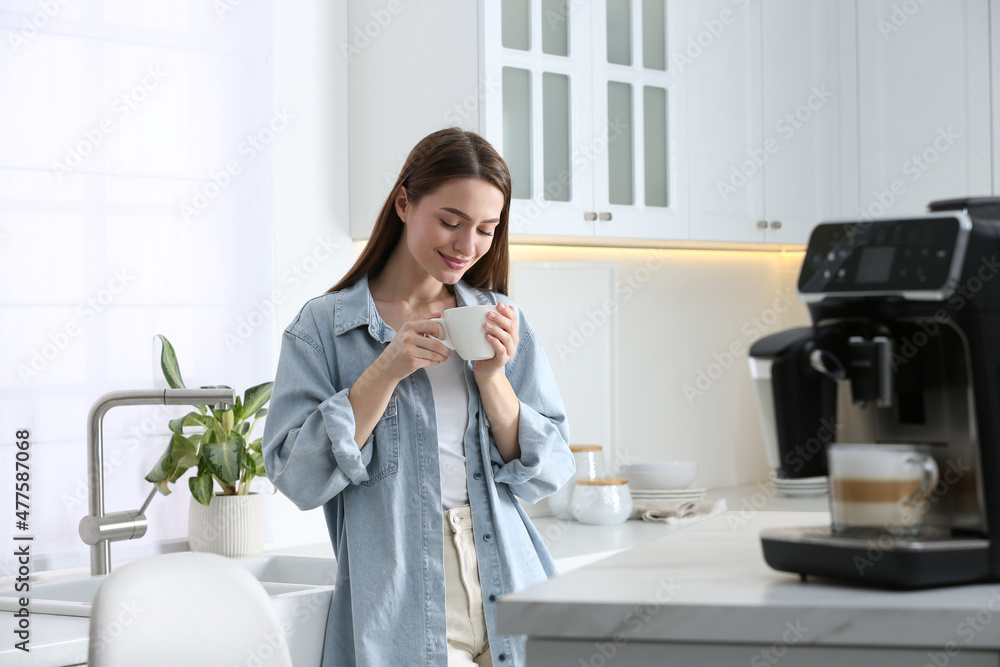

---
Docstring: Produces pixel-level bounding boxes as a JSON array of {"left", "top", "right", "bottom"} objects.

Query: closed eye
[{"left": 441, "top": 219, "right": 495, "bottom": 237}]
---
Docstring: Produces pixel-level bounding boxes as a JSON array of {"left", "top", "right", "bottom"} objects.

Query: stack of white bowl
[{"left": 619, "top": 461, "right": 704, "bottom": 512}]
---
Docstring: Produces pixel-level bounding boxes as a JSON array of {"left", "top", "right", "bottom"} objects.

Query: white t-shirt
[{"left": 423, "top": 353, "right": 470, "bottom": 510}]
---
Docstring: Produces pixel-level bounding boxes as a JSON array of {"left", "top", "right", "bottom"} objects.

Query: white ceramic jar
[
  {"left": 570, "top": 477, "right": 633, "bottom": 525},
  {"left": 549, "top": 445, "right": 607, "bottom": 520}
]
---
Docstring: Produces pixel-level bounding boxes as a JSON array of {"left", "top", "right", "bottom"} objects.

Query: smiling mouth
[{"left": 439, "top": 252, "right": 469, "bottom": 270}]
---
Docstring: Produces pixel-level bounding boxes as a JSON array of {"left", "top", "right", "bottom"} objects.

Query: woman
[{"left": 262, "top": 128, "right": 574, "bottom": 667}]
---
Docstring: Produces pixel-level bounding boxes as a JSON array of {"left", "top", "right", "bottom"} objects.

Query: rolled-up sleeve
[
  {"left": 263, "top": 323, "right": 372, "bottom": 511},
  {"left": 490, "top": 312, "right": 574, "bottom": 503}
]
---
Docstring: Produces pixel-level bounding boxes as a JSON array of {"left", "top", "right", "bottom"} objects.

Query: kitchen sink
[{"left": 0, "top": 554, "right": 337, "bottom": 666}]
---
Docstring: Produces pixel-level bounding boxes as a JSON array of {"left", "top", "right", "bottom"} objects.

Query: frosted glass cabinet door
[
  {"left": 591, "top": 0, "right": 689, "bottom": 240},
  {"left": 483, "top": 0, "right": 596, "bottom": 238}
]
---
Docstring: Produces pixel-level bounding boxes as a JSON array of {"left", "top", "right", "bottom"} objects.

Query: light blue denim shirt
[{"left": 262, "top": 275, "right": 574, "bottom": 667}]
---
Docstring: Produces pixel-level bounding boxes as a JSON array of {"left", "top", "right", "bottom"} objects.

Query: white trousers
[{"left": 443, "top": 505, "right": 493, "bottom": 667}]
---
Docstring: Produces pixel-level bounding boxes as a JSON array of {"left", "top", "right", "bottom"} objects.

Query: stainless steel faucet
[{"left": 78, "top": 388, "right": 235, "bottom": 575}]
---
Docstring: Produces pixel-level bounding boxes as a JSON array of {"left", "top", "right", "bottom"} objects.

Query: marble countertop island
[{"left": 497, "top": 510, "right": 1000, "bottom": 667}]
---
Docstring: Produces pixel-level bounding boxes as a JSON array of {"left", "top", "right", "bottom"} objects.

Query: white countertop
[
  {"left": 0, "top": 484, "right": 829, "bottom": 666},
  {"left": 497, "top": 509, "right": 1000, "bottom": 651}
]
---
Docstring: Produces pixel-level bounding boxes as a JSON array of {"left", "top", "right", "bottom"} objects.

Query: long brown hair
[{"left": 328, "top": 128, "right": 512, "bottom": 295}]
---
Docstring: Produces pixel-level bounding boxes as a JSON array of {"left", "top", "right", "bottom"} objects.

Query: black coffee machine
[{"left": 750, "top": 197, "right": 1000, "bottom": 589}]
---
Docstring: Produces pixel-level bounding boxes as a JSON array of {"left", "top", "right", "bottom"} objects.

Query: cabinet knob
[
  {"left": 584, "top": 212, "right": 598, "bottom": 221},
  {"left": 756, "top": 220, "right": 768, "bottom": 229},
  {"left": 599, "top": 212, "right": 612, "bottom": 221},
  {"left": 770, "top": 220, "right": 782, "bottom": 230}
]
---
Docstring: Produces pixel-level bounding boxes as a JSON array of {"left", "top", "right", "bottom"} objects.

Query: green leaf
[
  {"left": 252, "top": 451, "right": 266, "bottom": 476},
  {"left": 249, "top": 437, "right": 263, "bottom": 454},
  {"left": 176, "top": 454, "right": 199, "bottom": 469},
  {"left": 242, "top": 382, "right": 273, "bottom": 419},
  {"left": 183, "top": 412, "right": 217, "bottom": 432},
  {"left": 221, "top": 409, "right": 234, "bottom": 435},
  {"left": 189, "top": 469, "right": 214, "bottom": 506},
  {"left": 253, "top": 408, "right": 268, "bottom": 420},
  {"left": 155, "top": 334, "right": 186, "bottom": 389},
  {"left": 171, "top": 433, "right": 198, "bottom": 457},
  {"left": 202, "top": 428, "right": 217, "bottom": 445},
  {"left": 240, "top": 421, "right": 250, "bottom": 435},
  {"left": 231, "top": 396, "right": 244, "bottom": 424},
  {"left": 168, "top": 415, "right": 186, "bottom": 434},
  {"left": 146, "top": 433, "right": 188, "bottom": 492},
  {"left": 239, "top": 447, "right": 255, "bottom": 473},
  {"left": 202, "top": 439, "right": 240, "bottom": 485}
]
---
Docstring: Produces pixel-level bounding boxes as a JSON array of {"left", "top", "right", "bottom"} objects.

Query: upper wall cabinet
[
  {"left": 686, "top": 0, "right": 846, "bottom": 245},
  {"left": 853, "top": 0, "right": 991, "bottom": 218},
  {"left": 481, "top": 0, "right": 688, "bottom": 242},
  {"left": 348, "top": 0, "right": 994, "bottom": 246}
]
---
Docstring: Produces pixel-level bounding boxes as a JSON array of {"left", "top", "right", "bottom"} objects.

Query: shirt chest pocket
[{"left": 362, "top": 393, "right": 399, "bottom": 487}]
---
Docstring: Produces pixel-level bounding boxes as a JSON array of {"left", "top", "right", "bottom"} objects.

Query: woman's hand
[
  {"left": 375, "top": 315, "right": 451, "bottom": 383},
  {"left": 473, "top": 302, "right": 519, "bottom": 379}
]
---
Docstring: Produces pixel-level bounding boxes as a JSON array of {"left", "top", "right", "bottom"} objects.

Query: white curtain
[{"left": 0, "top": 0, "right": 277, "bottom": 572}]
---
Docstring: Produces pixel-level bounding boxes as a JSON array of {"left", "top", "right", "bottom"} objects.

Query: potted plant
[{"left": 145, "top": 334, "right": 273, "bottom": 557}]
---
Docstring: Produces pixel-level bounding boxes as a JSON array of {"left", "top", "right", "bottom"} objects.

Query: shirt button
[
  {"left": 489, "top": 594, "right": 497, "bottom": 602},
  {"left": 498, "top": 654, "right": 507, "bottom": 662},
  {"left": 473, "top": 472, "right": 482, "bottom": 480},
  {"left": 483, "top": 533, "right": 492, "bottom": 541}
]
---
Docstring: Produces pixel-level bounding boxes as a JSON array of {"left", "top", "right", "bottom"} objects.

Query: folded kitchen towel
[{"left": 632, "top": 498, "right": 728, "bottom": 524}]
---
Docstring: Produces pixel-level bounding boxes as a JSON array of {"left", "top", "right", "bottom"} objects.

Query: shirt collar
[{"left": 333, "top": 274, "right": 490, "bottom": 342}]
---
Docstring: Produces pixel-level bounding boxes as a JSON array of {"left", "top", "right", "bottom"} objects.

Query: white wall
[
  {"left": 509, "top": 246, "right": 811, "bottom": 491},
  {"left": 266, "top": 0, "right": 360, "bottom": 548}
]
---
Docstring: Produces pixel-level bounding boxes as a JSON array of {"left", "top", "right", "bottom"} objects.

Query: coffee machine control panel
[{"left": 798, "top": 213, "right": 971, "bottom": 301}]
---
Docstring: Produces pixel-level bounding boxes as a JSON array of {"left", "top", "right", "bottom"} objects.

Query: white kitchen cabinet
[
  {"left": 686, "top": 0, "right": 846, "bottom": 245},
  {"left": 854, "top": 0, "right": 991, "bottom": 218},
  {"left": 347, "top": 0, "right": 993, "bottom": 246},
  {"left": 346, "top": 0, "right": 482, "bottom": 239},
  {"left": 482, "top": 0, "right": 689, "bottom": 242}
]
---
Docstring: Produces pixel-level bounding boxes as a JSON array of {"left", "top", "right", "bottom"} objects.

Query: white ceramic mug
[
  {"left": 570, "top": 477, "right": 633, "bottom": 525},
  {"left": 827, "top": 443, "right": 939, "bottom": 536},
  {"left": 431, "top": 305, "right": 496, "bottom": 361}
]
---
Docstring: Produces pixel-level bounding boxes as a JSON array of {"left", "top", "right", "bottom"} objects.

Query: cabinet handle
[
  {"left": 599, "top": 212, "right": 612, "bottom": 221},
  {"left": 756, "top": 220, "right": 768, "bottom": 229},
  {"left": 770, "top": 220, "right": 782, "bottom": 230},
  {"left": 584, "top": 212, "right": 598, "bottom": 221}
]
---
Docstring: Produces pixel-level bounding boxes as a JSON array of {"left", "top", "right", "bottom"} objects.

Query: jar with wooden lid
[
  {"left": 570, "top": 477, "right": 633, "bottom": 525},
  {"left": 549, "top": 445, "right": 608, "bottom": 520}
]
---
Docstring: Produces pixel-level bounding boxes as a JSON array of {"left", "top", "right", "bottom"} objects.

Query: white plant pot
[{"left": 188, "top": 492, "right": 265, "bottom": 557}]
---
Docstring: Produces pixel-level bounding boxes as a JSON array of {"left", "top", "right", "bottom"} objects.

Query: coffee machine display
[{"left": 749, "top": 197, "right": 1000, "bottom": 589}]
